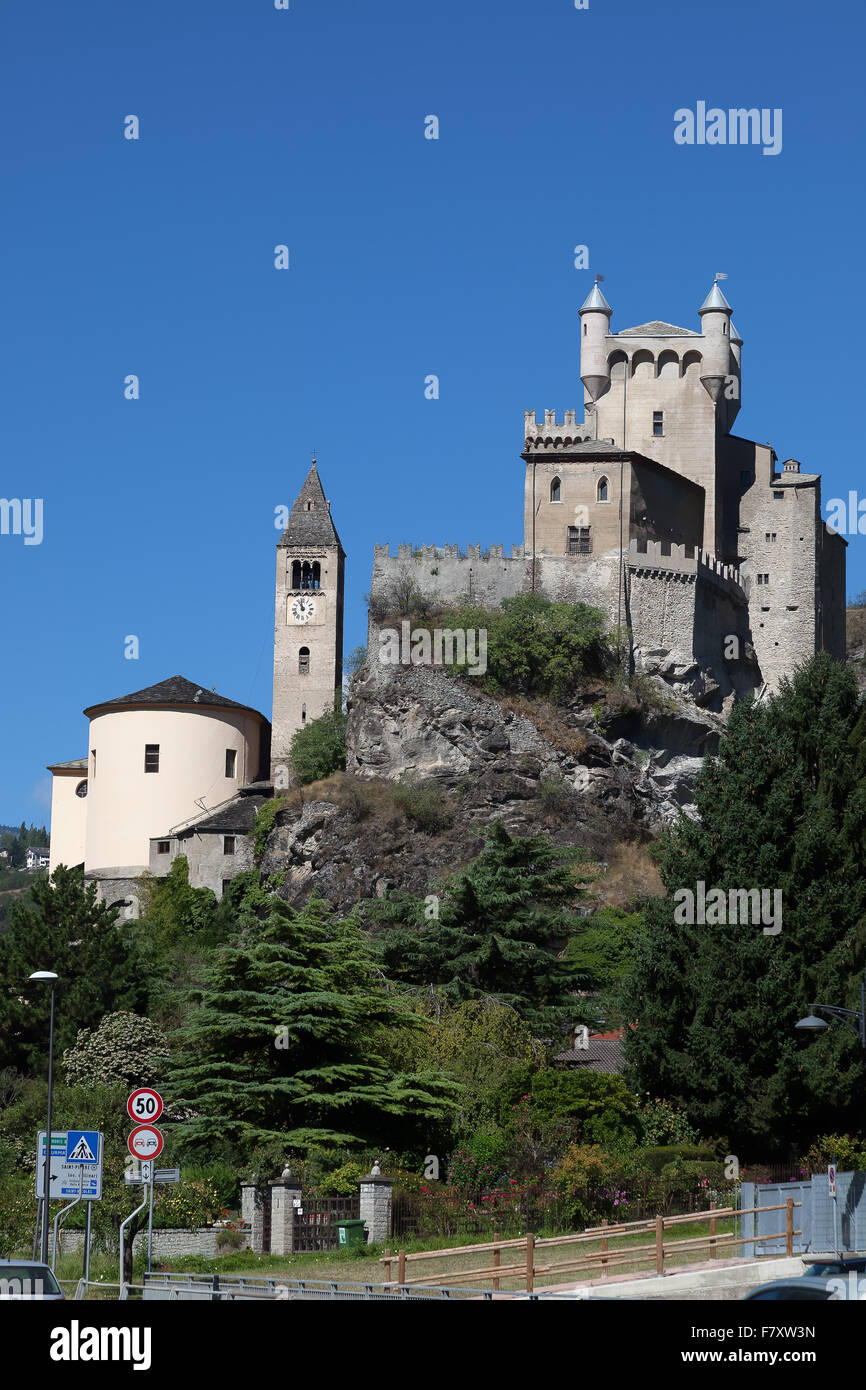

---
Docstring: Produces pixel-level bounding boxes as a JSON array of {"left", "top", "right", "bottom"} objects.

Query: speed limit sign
[{"left": 127, "top": 1088, "right": 163, "bottom": 1123}]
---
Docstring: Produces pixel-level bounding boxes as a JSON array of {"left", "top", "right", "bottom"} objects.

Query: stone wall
[
  {"left": 59, "top": 1227, "right": 250, "bottom": 1259},
  {"left": 371, "top": 543, "right": 526, "bottom": 613}
]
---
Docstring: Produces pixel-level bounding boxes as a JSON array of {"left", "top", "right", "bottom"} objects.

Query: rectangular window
[
  {"left": 773, "top": 491, "right": 784, "bottom": 500},
  {"left": 223, "top": 836, "right": 235, "bottom": 856},
  {"left": 144, "top": 744, "right": 160, "bottom": 773},
  {"left": 765, "top": 533, "right": 777, "bottom": 543},
  {"left": 652, "top": 411, "right": 664, "bottom": 437},
  {"left": 157, "top": 841, "right": 170, "bottom": 855},
  {"left": 567, "top": 525, "right": 592, "bottom": 556},
  {"left": 756, "top": 573, "right": 770, "bottom": 585},
  {"left": 225, "top": 748, "right": 237, "bottom": 778}
]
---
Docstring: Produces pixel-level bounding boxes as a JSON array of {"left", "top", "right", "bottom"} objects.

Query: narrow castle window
[
  {"left": 568, "top": 525, "right": 592, "bottom": 556},
  {"left": 223, "top": 836, "right": 235, "bottom": 856},
  {"left": 225, "top": 749, "right": 237, "bottom": 778},
  {"left": 299, "top": 647, "right": 310, "bottom": 675},
  {"left": 91, "top": 749, "right": 96, "bottom": 779},
  {"left": 550, "top": 477, "right": 561, "bottom": 503},
  {"left": 597, "top": 476, "right": 609, "bottom": 503},
  {"left": 301, "top": 704, "right": 307, "bottom": 724},
  {"left": 652, "top": 411, "right": 664, "bottom": 437},
  {"left": 144, "top": 744, "right": 160, "bottom": 773}
]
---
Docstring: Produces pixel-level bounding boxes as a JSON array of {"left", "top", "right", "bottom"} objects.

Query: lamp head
[{"left": 795, "top": 1013, "right": 829, "bottom": 1031}]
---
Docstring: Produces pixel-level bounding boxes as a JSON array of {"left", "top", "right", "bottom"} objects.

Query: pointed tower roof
[
  {"left": 698, "top": 281, "right": 732, "bottom": 315},
  {"left": 579, "top": 282, "right": 612, "bottom": 315},
  {"left": 277, "top": 462, "right": 344, "bottom": 550},
  {"left": 729, "top": 320, "right": 742, "bottom": 344}
]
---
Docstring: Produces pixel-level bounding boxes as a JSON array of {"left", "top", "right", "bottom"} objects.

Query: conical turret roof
[
  {"left": 698, "top": 281, "right": 732, "bottom": 315},
  {"left": 277, "top": 462, "right": 344, "bottom": 550},
  {"left": 579, "top": 282, "right": 612, "bottom": 315}
]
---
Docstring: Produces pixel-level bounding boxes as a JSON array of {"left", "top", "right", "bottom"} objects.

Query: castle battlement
[
  {"left": 374, "top": 543, "right": 525, "bottom": 562},
  {"left": 628, "top": 540, "right": 746, "bottom": 601},
  {"left": 523, "top": 409, "right": 600, "bottom": 450}
]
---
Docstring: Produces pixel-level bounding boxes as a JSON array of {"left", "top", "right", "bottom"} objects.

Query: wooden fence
[{"left": 381, "top": 1199, "right": 801, "bottom": 1294}]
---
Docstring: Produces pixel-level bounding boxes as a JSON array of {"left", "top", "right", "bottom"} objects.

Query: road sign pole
[
  {"left": 33, "top": 1198, "right": 42, "bottom": 1260},
  {"left": 84, "top": 1198, "right": 92, "bottom": 1290},
  {"left": 147, "top": 1165, "right": 155, "bottom": 1277}
]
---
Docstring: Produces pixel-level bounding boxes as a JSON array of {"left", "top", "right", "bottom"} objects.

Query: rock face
[
  {"left": 258, "top": 662, "right": 723, "bottom": 914},
  {"left": 346, "top": 659, "right": 720, "bottom": 829}
]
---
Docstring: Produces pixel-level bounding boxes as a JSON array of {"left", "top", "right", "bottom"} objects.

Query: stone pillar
[
  {"left": 359, "top": 1164, "right": 393, "bottom": 1245},
  {"left": 241, "top": 1183, "right": 267, "bottom": 1255},
  {"left": 268, "top": 1171, "right": 304, "bottom": 1256}
]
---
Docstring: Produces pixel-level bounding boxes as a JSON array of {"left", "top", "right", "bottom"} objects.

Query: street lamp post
[
  {"left": 29, "top": 971, "right": 58, "bottom": 1265},
  {"left": 794, "top": 966, "right": 866, "bottom": 1050}
]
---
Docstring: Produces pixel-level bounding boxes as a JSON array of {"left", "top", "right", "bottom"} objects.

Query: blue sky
[{"left": 1, "top": 0, "right": 863, "bottom": 825}]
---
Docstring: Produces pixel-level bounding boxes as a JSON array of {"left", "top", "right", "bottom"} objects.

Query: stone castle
[
  {"left": 371, "top": 279, "right": 846, "bottom": 706},
  {"left": 46, "top": 278, "right": 846, "bottom": 913}
]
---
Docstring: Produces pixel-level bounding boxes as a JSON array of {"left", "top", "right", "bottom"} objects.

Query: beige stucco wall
[
  {"left": 48, "top": 771, "right": 88, "bottom": 873},
  {"left": 84, "top": 706, "right": 262, "bottom": 874}
]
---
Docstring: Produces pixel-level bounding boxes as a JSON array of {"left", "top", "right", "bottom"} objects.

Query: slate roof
[
  {"left": 83, "top": 676, "right": 265, "bottom": 720},
  {"left": 173, "top": 793, "right": 269, "bottom": 838},
  {"left": 277, "top": 463, "right": 344, "bottom": 550},
  {"left": 46, "top": 757, "right": 88, "bottom": 772},
  {"left": 554, "top": 1038, "right": 625, "bottom": 1073},
  {"left": 615, "top": 320, "right": 700, "bottom": 337}
]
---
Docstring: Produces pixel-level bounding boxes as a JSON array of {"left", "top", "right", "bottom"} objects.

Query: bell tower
[{"left": 271, "top": 462, "right": 345, "bottom": 787}]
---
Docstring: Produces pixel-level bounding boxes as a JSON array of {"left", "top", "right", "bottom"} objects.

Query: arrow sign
[{"left": 128, "top": 1125, "right": 165, "bottom": 1160}]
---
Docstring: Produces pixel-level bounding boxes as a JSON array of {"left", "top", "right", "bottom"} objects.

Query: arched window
[
  {"left": 298, "top": 647, "right": 310, "bottom": 675},
  {"left": 291, "top": 560, "right": 302, "bottom": 588},
  {"left": 75, "top": 780, "right": 88, "bottom": 798},
  {"left": 597, "top": 476, "right": 609, "bottom": 503},
  {"left": 657, "top": 350, "right": 679, "bottom": 380},
  {"left": 550, "top": 476, "right": 561, "bottom": 503}
]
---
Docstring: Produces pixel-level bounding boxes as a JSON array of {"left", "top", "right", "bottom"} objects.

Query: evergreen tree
[
  {"left": 0, "top": 866, "right": 150, "bottom": 1075},
  {"left": 368, "top": 820, "right": 594, "bottom": 1033},
  {"left": 618, "top": 655, "right": 866, "bottom": 1152},
  {"left": 169, "top": 893, "right": 458, "bottom": 1159}
]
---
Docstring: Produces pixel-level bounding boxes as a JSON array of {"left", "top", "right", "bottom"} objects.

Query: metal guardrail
[{"left": 140, "top": 1273, "right": 496, "bottom": 1301}]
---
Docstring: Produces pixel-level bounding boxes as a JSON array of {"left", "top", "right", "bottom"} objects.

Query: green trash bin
[{"left": 337, "top": 1218, "right": 367, "bottom": 1248}]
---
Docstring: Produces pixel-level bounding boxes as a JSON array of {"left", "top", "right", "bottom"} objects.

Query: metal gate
[{"left": 293, "top": 1195, "right": 360, "bottom": 1253}]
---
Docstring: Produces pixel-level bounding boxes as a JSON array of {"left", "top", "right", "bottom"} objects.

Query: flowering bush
[
  {"left": 638, "top": 1098, "right": 700, "bottom": 1147},
  {"left": 800, "top": 1134, "right": 866, "bottom": 1174}
]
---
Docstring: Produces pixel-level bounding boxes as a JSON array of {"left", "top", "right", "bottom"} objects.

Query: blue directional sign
[{"left": 66, "top": 1131, "right": 99, "bottom": 1164}]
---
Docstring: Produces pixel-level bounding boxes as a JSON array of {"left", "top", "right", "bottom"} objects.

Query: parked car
[
  {"left": 745, "top": 1278, "right": 845, "bottom": 1301},
  {"left": 802, "top": 1256, "right": 866, "bottom": 1278},
  {"left": 0, "top": 1260, "right": 65, "bottom": 1300},
  {"left": 744, "top": 1276, "right": 847, "bottom": 1301}
]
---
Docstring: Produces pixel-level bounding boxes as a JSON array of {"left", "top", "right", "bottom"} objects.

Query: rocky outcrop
[{"left": 347, "top": 659, "right": 719, "bottom": 829}]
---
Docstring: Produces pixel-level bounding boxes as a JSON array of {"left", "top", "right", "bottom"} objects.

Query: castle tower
[
  {"left": 271, "top": 462, "right": 345, "bottom": 786},
  {"left": 579, "top": 279, "right": 613, "bottom": 403},
  {"left": 697, "top": 278, "right": 733, "bottom": 404}
]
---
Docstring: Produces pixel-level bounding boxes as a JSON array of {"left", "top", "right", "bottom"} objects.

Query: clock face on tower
[{"left": 290, "top": 595, "right": 316, "bottom": 625}]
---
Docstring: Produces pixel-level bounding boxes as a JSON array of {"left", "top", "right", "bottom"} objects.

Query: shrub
[
  {"left": 392, "top": 777, "right": 454, "bottom": 833},
  {"left": 538, "top": 774, "right": 574, "bottom": 814},
  {"left": 636, "top": 1143, "right": 718, "bottom": 1175},
  {"left": 800, "top": 1133, "right": 866, "bottom": 1174},
  {"left": 252, "top": 798, "right": 289, "bottom": 861},
  {"left": 639, "top": 1097, "right": 701, "bottom": 1146},
  {"left": 289, "top": 708, "right": 347, "bottom": 784}
]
